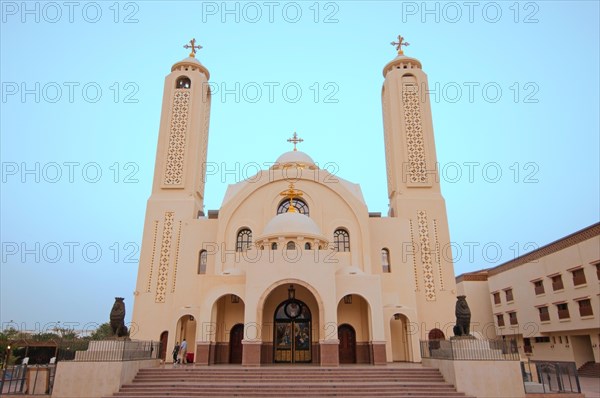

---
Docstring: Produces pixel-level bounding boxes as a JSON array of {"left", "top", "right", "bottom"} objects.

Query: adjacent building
[{"left": 457, "top": 223, "right": 600, "bottom": 368}]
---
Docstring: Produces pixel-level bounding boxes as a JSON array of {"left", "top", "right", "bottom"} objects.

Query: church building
[{"left": 131, "top": 37, "right": 459, "bottom": 366}]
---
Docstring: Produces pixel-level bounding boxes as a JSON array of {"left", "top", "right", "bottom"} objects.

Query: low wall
[
  {"left": 423, "top": 358, "right": 525, "bottom": 398},
  {"left": 51, "top": 359, "right": 160, "bottom": 398}
]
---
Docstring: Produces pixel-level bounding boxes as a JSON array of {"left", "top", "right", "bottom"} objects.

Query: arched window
[
  {"left": 286, "top": 241, "right": 296, "bottom": 250},
  {"left": 236, "top": 228, "right": 252, "bottom": 252},
  {"left": 198, "top": 250, "right": 208, "bottom": 274},
  {"left": 277, "top": 198, "right": 309, "bottom": 216},
  {"left": 304, "top": 242, "right": 311, "bottom": 250},
  {"left": 198, "top": 250, "right": 207, "bottom": 274},
  {"left": 271, "top": 242, "right": 278, "bottom": 250},
  {"left": 333, "top": 229, "right": 350, "bottom": 252},
  {"left": 176, "top": 76, "right": 191, "bottom": 89},
  {"left": 381, "top": 248, "right": 390, "bottom": 273}
]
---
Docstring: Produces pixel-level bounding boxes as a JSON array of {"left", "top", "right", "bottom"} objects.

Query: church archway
[
  {"left": 390, "top": 314, "right": 412, "bottom": 362},
  {"left": 338, "top": 324, "right": 356, "bottom": 364},
  {"left": 260, "top": 283, "right": 320, "bottom": 364},
  {"left": 336, "top": 294, "right": 371, "bottom": 363},
  {"left": 175, "top": 315, "right": 196, "bottom": 363},
  {"left": 210, "top": 294, "right": 245, "bottom": 364}
]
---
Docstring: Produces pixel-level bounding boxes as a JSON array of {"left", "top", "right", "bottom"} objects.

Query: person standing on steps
[
  {"left": 180, "top": 339, "right": 188, "bottom": 364},
  {"left": 172, "top": 341, "right": 180, "bottom": 364}
]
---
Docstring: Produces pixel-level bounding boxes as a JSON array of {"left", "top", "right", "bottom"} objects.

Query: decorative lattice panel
[
  {"left": 402, "top": 89, "right": 428, "bottom": 184},
  {"left": 171, "top": 221, "right": 182, "bottom": 293},
  {"left": 155, "top": 212, "right": 174, "bottom": 303},
  {"left": 146, "top": 220, "right": 159, "bottom": 293},
  {"left": 417, "top": 210, "right": 436, "bottom": 301},
  {"left": 409, "top": 219, "right": 419, "bottom": 291},
  {"left": 164, "top": 89, "right": 190, "bottom": 186}
]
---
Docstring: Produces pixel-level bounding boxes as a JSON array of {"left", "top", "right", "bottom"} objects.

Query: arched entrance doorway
[
  {"left": 390, "top": 314, "right": 411, "bottom": 361},
  {"left": 273, "top": 298, "right": 312, "bottom": 363},
  {"left": 159, "top": 331, "right": 168, "bottom": 361},
  {"left": 175, "top": 315, "right": 197, "bottom": 363},
  {"left": 210, "top": 294, "right": 245, "bottom": 364},
  {"left": 229, "top": 324, "right": 244, "bottom": 364},
  {"left": 336, "top": 294, "right": 371, "bottom": 363},
  {"left": 261, "top": 283, "right": 321, "bottom": 364},
  {"left": 338, "top": 324, "right": 356, "bottom": 364}
]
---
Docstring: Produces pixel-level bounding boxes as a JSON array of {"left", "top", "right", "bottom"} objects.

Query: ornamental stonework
[
  {"left": 402, "top": 89, "right": 428, "bottom": 184},
  {"left": 417, "top": 210, "right": 436, "bottom": 301},
  {"left": 146, "top": 220, "right": 159, "bottom": 293},
  {"left": 164, "top": 89, "right": 190, "bottom": 186},
  {"left": 409, "top": 219, "right": 419, "bottom": 291},
  {"left": 155, "top": 212, "right": 175, "bottom": 303}
]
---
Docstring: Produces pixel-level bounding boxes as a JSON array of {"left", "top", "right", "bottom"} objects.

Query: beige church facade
[{"left": 131, "top": 40, "right": 458, "bottom": 366}]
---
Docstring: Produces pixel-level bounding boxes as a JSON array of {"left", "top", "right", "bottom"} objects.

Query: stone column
[
  {"left": 320, "top": 339, "right": 339, "bottom": 366},
  {"left": 242, "top": 340, "right": 262, "bottom": 366}
]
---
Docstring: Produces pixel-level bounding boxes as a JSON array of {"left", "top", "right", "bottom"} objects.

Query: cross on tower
[
  {"left": 287, "top": 132, "right": 304, "bottom": 151},
  {"left": 184, "top": 38, "right": 203, "bottom": 58},
  {"left": 391, "top": 35, "right": 410, "bottom": 55}
]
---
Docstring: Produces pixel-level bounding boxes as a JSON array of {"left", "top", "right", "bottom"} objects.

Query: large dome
[
  {"left": 257, "top": 212, "right": 325, "bottom": 241},
  {"left": 272, "top": 150, "right": 317, "bottom": 170}
]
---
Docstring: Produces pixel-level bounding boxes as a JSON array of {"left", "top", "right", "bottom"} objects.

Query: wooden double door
[{"left": 338, "top": 324, "right": 356, "bottom": 364}]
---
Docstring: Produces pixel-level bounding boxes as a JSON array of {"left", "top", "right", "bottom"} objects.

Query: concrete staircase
[
  {"left": 578, "top": 361, "right": 600, "bottom": 378},
  {"left": 107, "top": 365, "right": 473, "bottom": 397}
]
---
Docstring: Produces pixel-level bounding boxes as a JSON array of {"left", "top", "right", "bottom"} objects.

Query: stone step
[{"left": 106, "top": 365, "right": 473, "bottom": 398}]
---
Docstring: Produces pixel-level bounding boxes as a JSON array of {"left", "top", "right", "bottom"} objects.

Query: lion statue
[
  {"left": 110, "top": 297, "right": 129, "bottom": 338},
  {"left": 453, "top": 295, "right": 471, "bottom": 337}
]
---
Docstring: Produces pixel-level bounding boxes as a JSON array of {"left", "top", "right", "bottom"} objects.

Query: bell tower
[
  {"left": 382, "top": 35, "right": 442, "bottom": 217},
  {"left": 150, "top": 38, "right": 211, "bottom": 217},
  {"left": 133, "top": 39, "right": 211, "bottom": 313},
  {"left": 382, "top": 36, "right": 456, "bottom": 327}
]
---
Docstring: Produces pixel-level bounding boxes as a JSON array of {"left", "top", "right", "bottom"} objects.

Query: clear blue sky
[{"left": 1, "top": 1, "right": 598, "bottom": 331}]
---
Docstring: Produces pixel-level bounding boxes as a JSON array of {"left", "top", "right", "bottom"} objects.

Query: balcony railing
[
  {"left": 522, "top": 361, "right": 581, "bottom": 394},
  {"left": 420, "top": 338, "right": 520, "bottom": 361}
]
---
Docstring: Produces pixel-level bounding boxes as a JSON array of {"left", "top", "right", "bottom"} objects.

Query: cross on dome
[
  {"left": 287, "top": 132, "right": 304, "bottom": 151},
  {"left": 184, "top": 38, "right": 203, "bottom": 58},
  {"left": 280, "top": 182, "right": 304, "bottom": 213},
  {"left": 391, "top": 35, "right": 410, "bottom": 55}
]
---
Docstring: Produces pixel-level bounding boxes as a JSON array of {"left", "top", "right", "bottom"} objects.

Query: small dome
[
  {"left": 258, "top": 212, "right": 325, "bottom": 240},
  {"left": 171, "top": 57, "right": 210, "bottom": 79},
  {"left": 272, "top": 150, "right": 317, "bottom": 170},
  {"left": 383, "top": 54, "right": 422, "bottom": 77}
]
